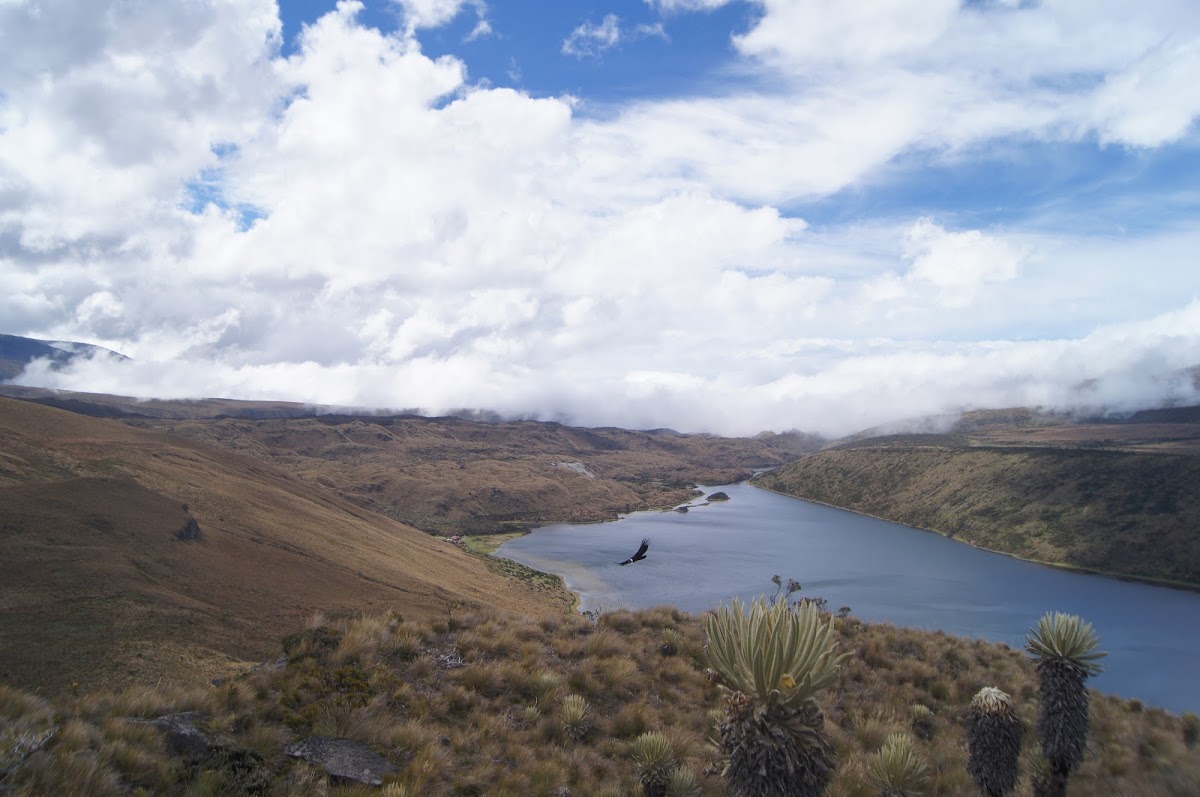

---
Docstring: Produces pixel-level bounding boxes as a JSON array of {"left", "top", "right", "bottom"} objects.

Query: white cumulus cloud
[
  {"left": 391, "top": 0, "right": 489, "bottom": 35},
  {"left": 563, "top": 14, "right": 622, "bottom": 58},
  {"left": 3, "top": 0, "right": 1200, "bottom": 437},
  {"left": 901, "top": 219, "right": 1025, "bottom": 309}
]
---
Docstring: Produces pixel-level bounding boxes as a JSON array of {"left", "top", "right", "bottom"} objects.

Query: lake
[{"left": 497, "top": 481, "right": 1200, "bottom": 714}]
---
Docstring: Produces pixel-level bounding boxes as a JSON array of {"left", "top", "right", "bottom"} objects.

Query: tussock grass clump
[
  {"left": 0, "top": 607, "right": 1196, "bottom": 796},
  {"left": 0, "top": 687, "right": 58, "bottom": 782}
]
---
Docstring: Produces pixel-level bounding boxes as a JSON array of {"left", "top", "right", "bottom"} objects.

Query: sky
[{"left": 2, "top": 0, "right": 1200, "bottom": 437}]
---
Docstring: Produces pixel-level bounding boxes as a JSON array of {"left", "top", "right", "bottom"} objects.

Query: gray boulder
[
  {"left": 286, "top": 736, "right": 399, "bottom": 786},
  {"left": 129, "top": 712, "right": 211, "bottom": 757},
  {"left": 176, "top": 516, "right": 202, "bottom": 541}
]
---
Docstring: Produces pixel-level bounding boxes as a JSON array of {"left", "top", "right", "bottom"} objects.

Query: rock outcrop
[{"left": 176, "top": 516, "right": 202, "bottom": 541}]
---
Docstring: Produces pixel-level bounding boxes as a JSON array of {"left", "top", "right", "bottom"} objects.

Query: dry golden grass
[
  {"left": 2, "top": 607, "right": 1198, "bottom": 796},
  {"left": 0, "top": 398, "right": 568, "bottom": 693}
]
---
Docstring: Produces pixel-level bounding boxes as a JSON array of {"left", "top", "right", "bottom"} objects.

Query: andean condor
[{"left": 617, "top": 537, "right": 650, "bottom": 565}]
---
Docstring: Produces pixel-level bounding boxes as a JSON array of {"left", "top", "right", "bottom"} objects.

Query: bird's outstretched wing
[{"left": 617, "top": 537, "right": 650, "bottom": 565}]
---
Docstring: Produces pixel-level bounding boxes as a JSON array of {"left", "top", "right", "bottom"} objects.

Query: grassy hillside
[
  {"left": 0, "top": 398, "right": 568, "bottom": 694},
  {"left": 2, "top": 605, "right": 1196, "bottom": 796},
  {"left": 119, "top": 413, "right": 815, "bottom": 535},
  {"left": 756, "top": 430, "right": 1200, "bottom": 587}
]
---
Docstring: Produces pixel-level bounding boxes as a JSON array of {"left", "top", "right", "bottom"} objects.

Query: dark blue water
[{"left": 497, "top": 481, "right": 1200, "bottom": 714}]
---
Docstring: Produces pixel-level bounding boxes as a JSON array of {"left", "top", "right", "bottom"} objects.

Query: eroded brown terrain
[
  {"left": 0, "top": 398, "right": 567, "bottom": 693},
  {"left": 127, "top": 414, "right": 815, "bottom": 534},
  {"left": 0, "top": 386, "right": 820, "bottom": 534}
]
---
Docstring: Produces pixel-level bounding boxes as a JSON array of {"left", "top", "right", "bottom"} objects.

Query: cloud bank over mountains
[{"left": 2, "top": 0, "right": 1199, "bottom": 436}]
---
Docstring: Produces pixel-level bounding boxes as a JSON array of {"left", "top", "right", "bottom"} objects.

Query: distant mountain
[{"left": 0, "top": 333, "right": 128, "bottom": 381}]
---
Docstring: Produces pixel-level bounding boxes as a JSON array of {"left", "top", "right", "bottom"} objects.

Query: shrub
[
  {"left": 661, "top": 628, "right": 682, "bottom": 657},
  {"left": 665, "top": 765, "right": 703, "bottom": 797},
  {"left": 908, "top": 704, "right": 935, "bottom": 741}
]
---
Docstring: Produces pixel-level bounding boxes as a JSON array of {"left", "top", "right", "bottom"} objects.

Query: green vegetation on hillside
[
  {"left": 2, "top": 605, "right": 1196, "bottom": 796},
  {"left": 756, "top": 443, "right": 1200, "bottom": 587}
]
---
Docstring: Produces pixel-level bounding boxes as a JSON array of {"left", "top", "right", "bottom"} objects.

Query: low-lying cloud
[{"left": 19, "top": 298, "right": 1200, "bottom": 437}]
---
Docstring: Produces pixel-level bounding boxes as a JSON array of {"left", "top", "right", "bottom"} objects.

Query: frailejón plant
[
  {"left": 864, "top": 732, "right": 928, "bottom": 797},
  {"left": 559, "top": 694, "right": 591, "bottom": 741},
  {"left": 705, "top": 596, "right": 850, "bottom": 797},
  {"left": 966, "top": 686, "right": 1022, "bottom": 797},
  {"left": 1025, "top": 612, "right": 1106, "bottom": 797},
  {"left": 631, "top": 731, "right": 676, "bottom": 797}
]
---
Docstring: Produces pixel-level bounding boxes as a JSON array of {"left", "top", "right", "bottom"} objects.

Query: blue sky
[
  {"left": 3, "top": 0, "right": 1200, "bottom": 434},
  {"left": 269, "top": 0, "right": 1200, "bottom": 234},
  {"left": 280, "top": 0, "right": 760, "bottom": 100}
]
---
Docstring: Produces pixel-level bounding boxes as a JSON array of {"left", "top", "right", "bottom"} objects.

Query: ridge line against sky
[{"left": 2, "top": 0, "right": 1199, "bottom": 436}]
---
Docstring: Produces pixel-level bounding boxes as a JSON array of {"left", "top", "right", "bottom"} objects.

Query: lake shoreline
[
  {"left": 748, "top": 477, "right": 1200, "bottom": 595},
  {"left": 468, "top": 492, "right": 714, "bottom": 613},
  {"left": 490, "top": 475, "right": 1200, "bottom": 599},
  {"left": 497, "top": 478, "right": 1200, "bottom": 713}
]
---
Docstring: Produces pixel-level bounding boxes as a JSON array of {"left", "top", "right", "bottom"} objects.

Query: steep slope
[
  {"left": 757, "top": 427, "right": 1200, "bottom": 587},
  {"left": 0, "top": 398, "right": 565, "bottom": 693}
]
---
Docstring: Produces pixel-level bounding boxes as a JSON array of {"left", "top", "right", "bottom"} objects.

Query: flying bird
[{"left": 617, "top": 538, "right": 650, "bottom": 565}]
